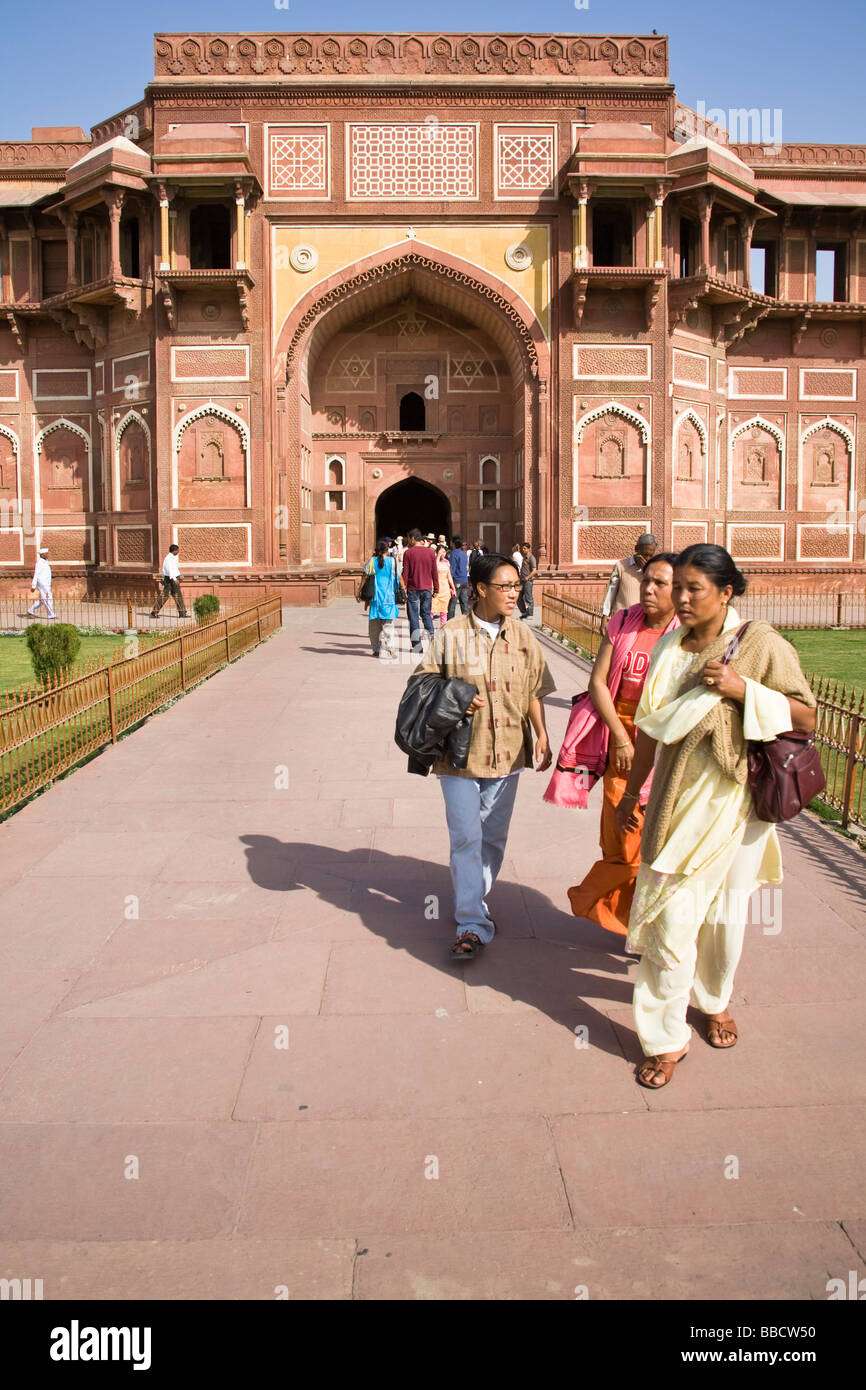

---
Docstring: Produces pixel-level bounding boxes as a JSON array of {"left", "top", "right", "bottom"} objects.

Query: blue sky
[{"left": 0, "top": 0, "right": 862, "bottom": 144}]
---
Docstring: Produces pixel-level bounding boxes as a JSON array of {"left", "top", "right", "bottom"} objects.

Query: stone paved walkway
[{"left": 1, "top": 601, "right": 864, "bottom": 1300}]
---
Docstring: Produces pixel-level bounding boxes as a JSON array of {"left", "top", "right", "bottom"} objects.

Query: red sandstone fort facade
[{"left": 1, "top": 32, "right": 865, "bottom": 600}]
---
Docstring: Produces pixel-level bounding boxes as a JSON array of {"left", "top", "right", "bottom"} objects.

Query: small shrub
[
  {"left": 25, "top": 622, "right": 82, "bottom": 685},
  {"left": 193, "top": 594, "right": 220, "bottom": 624}
]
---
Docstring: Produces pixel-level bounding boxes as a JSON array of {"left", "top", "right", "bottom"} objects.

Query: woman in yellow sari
[{"left": 615, "top": 545, "right": 817, "bottom": 1088}]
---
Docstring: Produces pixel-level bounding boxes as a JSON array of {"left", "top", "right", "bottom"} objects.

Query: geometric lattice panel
[
  {"left": 174, "top": 524, "right": 251, "bottom": 566},
  {"left": 268, "top": 126, "right": 329, "bottom": 199},
  {"left": 115, "top": 526, "right": 152, "bottom": 564},
  {"left": 349, "top": 124, "right": 476, "bottom": 199},
  {"left": 495, "top": 125, "right": 556, "bottom": 198}
]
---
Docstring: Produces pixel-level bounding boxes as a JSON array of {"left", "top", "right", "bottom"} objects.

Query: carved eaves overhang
[
  {"left": 573, "top": 266, "right": 667, "bottom": 331},
  {"left": 47, "top": 275, "right": 149, "bottom": 344},
  {"left": 668, "top": 273, "right": 866, "bottom": 349},
  {"left": 157, "top": 268, "right": 253, "bottom": 330},
  {"left": 668, "top": 274, "right": 775, "bottom": 342}
]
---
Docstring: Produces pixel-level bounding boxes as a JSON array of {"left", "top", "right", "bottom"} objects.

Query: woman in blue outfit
[{"left": 365, "top": 537, "right": 400, "bottom": 659}]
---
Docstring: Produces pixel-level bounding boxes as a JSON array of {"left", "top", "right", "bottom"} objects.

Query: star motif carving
[
  {"left": 450, "top": 355, "right": 485, "bottom": 385},
  {"left": 338, "top": 355, "right": 372, "bottom": 388},
  {"left": 396, "top": 311, "right": 427, "bottom": 342}
]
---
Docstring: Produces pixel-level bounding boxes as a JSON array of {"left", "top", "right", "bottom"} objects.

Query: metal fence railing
[
  {"left": 738, "top": 589, "right": 866, "bottom": 629},
  {"left": 541, "top": 592, "right": 865, "bottom": 832},
  {"left": 810, "top": 675, "right": 866, "bottom": 831},
  {"left": 0, "top": 594, "right": 282, "bottom": 815},
  {"left": 0, "top": 587, "right": 250, "bottom": 635},
  {"left": 541, "top": 592, "right": 604, "bottom": 660}
]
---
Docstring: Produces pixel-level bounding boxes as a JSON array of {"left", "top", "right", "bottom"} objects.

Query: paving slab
[
  {"left": 234, "top": 1011, "right": 636, "bottom": 1122},
  {"left": 0, "top": 1238, "right": 354, "bottom": 1301},
  {"left": 0, "top": 1018, "right": 258, "bottom": 1122},
  {"left": 237, "top": 1117, "right": 571, "bottom": 1238},
  {"left": 353, "top": 1220, "right": 856, "bottom": 1301},
  {"left": 551, "top": 1106, "right": 866, "bottom": 1228},
  {"left": 0, "top": 1123, "right": 255, "bottom": 1241}
]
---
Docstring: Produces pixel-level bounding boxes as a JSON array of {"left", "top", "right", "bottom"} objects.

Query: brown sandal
[
  {"left": 637, "top": 1048, "right": 689, "bottom": 1089},
  {"left": 449, "top": 931, "right": 485, "bottom": 961},
  {"left": 706, "top": 1013, "right": 738, "bottom": 1048}
]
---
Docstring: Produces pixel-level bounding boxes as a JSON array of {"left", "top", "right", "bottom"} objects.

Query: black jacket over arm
[{"left": 395, "top": 672, "right": 479, "bottom": 776}]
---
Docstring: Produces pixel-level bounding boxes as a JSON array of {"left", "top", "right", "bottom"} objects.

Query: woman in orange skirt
[{"left": 566, "top": 554, "right": 678, "bottom": 937}]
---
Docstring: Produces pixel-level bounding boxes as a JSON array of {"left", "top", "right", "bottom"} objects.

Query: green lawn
[
  {"left": 0, "top": 633, "right": 160, "bottom": 696},
  {"left": 778, "top": 629, "right": 865, "bottom": 694}
]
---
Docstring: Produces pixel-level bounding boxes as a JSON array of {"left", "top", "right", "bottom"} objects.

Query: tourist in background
[
  {"left": 432, "top": 544, "right": 457, "bottom": 626},
  {"left": 402, "top": 528, "right": 439, "bottom": 653},
  {"left": 408, "top": 551, "right": 555, "bottom": 960},
  {"left": 555, "top": 553, "right": 678, "bottom": 938},
  {"left": 517, "top": 541, "right": 538, "bottom": 620},
  {"left": 364, "top": 537, "right": 399, "bottom": 659},
  {"left": 615, "top": 544, "right": 817, "bottom": 1088},
  {"left": 511, "top": 543, "right": 523, "bottom": 571},
  {"left": 150, "top": 543, "right": 188, "bottom": 619},
  {"left": 600, "top": 534, "right": 658, "bottom": 638},
  {"left": 28, "top": 546, "right": 55, "bottom": 620},
  {"left": 448, "top": 536, "right": 470, "bottom": 617}
]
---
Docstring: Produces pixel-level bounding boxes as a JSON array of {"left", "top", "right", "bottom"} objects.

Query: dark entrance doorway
[{"left": 375, "top": 477, "right": 451, "bottom": 543}]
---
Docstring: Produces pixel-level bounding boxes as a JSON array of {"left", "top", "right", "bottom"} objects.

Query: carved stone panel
[
  {"left": 731, "top": 425, "right": 782, "bottom": 511},
  {"left": 177, "top": 413, "right": 246, "bottom": 509}
]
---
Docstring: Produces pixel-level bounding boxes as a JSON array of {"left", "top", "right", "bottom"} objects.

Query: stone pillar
[
  {"left": 645, "top": 199, "right": 655, "bottom": 269},
  {"left": 654, "top": 183, "right": 666, "bottom": 269},
  {"left": 739, "top": 210, "right": 759, "bottom": 288},
  {"left": 104, "top": 189, "right": 124, "bottom": 279},
  {"left": 698, "top": 191, "right": 714, "bottom": 276},
  {"left": 575, "top": 180, "right": 591, "bottom": 269},
  {"left": 157, "top": 184, "right": 170, "bottom": 271},
  {"left": 58, "top": 208, "right": 79, "bottom": 290},
  {"left": 536, "top": 378, "right": 550, "bottom": 567},
  {"left": 235, "top": 183, "right": 246, "bottom": 270}
]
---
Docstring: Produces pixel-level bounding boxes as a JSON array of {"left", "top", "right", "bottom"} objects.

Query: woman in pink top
[
  {"left": 431, "top": 545, "right": 457, "bottom": 625},
  {"left": 547, "top": 553, "right": 678, "bottom": 938}
]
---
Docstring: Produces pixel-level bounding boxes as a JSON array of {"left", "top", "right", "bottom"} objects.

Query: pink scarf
[{"left": 543, "top": 604, "right": 679, "bottom": 809}]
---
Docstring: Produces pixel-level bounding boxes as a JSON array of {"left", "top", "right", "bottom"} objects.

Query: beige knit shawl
[{"left": 640, "top": 620, "right": 817, "bottom": 865}]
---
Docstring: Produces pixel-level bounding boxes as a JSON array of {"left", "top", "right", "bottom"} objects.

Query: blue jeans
[
  {"left": 439, "top": 773, "right": 520, "bottom": 943},
  {"left": 447, "top": 583, "right": 470, "bottom": 619},
  {"left": 406, "top": 588, "right": 434, "bottom": 651}
]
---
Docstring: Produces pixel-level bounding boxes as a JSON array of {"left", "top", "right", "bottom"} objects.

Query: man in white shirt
[
  {"left": 28, "top": 546, "right": 55, "bottom": 619},
  {"left": 600, "top": 533, "right": 658, "bottom": 638},
  {"left": 150, "top": 543, "right": 189, "bottom": 618}
]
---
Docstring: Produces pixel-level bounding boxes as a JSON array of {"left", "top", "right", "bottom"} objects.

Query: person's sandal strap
[
  {"left": 450, "top": 932, "right": 484, "bottom": 959},
  {"left": 637, "top": 1053, "right": 686, "bottom": 1088},
  {"left": 707, "top": 1015, "right": 738, "bottom": 1047}
]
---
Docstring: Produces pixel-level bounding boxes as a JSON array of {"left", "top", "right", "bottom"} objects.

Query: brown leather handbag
[{"left": 720, "top": 622, "right": 826, "bottom": 823}]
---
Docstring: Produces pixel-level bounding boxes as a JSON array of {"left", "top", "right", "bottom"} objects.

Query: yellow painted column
[
  {"left": 158, "top": 188, "right": 170, "bottom": 271},
  {"left": 235, "top": 187, "right": 246, "bottom": 270}
]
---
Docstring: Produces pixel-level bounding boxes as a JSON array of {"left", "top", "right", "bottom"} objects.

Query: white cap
[{"left": 38, "top": 547, "right": 49, "bottom": 555}]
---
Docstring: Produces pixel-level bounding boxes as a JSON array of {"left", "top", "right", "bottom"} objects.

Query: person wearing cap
[
  {"left": 28, "top": 546, "right": 55, "bottom": 619},
  {"left": 425, "top": 532, "right": 436, "bottom": 547},
  {"left": 150, "top": 543, "right": 189, "bottom": 619}
]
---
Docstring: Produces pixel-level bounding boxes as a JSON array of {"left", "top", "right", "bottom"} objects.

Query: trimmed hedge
[
  {"left": 25, "top": 623, "right": 82, "bottom": 685},
  {"left": 193, "top": 594, "right": 220, "bottom": 624}
]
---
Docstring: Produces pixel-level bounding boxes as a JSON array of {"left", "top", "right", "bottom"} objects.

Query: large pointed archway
[
  {"left": 375, "top": 477, "right": 451, "bottom": 543},
  {"left": 273, "top": 242, "right": 552, "bottom": 570}
]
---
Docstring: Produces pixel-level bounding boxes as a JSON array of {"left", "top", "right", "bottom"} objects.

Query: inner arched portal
[{"left": 301, "top": 276, "right": 523, "bottom": 561}]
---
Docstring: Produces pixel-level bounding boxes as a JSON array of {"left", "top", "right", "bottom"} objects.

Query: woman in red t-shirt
[{"left": 567, "top": 554, "right": 678, "bottom": 938}]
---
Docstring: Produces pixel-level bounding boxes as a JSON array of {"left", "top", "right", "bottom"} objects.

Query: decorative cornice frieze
[
  {"left": 734, "top": 143, "right": 866, "bottom": 167},
  {"left": 153, "top": 32, "right": 668, "bottom": 81}
]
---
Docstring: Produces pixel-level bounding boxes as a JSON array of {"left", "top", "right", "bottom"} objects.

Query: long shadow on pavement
[{"left": 239, "top": 835, "right": 635, "bottom": 1062}]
